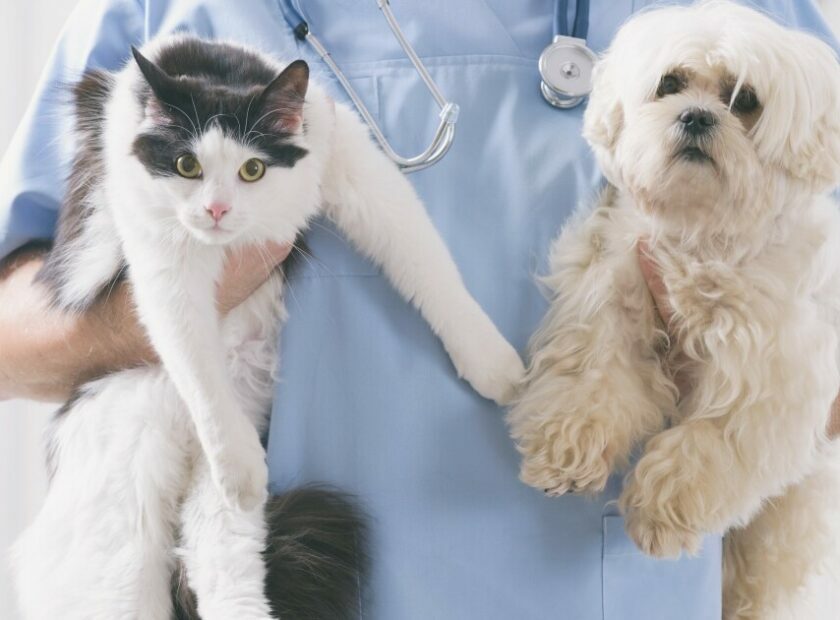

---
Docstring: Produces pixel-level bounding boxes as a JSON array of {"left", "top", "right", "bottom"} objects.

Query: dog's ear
[
  {"left": 582, "top": 51, "right": 624, "bottom": 182},
  {"left": 755, "top": 30, "right": 840, "bottom": 192}
]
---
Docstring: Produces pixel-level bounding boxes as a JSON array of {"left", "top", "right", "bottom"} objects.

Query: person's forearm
[
  {"left": 0, "top": 241, "right": 291, "bottom": 403},
  {"left": 0, "top": 246, "right": 155, "bottom": 402}
]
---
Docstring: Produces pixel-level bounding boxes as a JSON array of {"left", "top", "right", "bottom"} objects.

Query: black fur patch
[
  {"left": 44, "top": 385, "right": 99, "bottom": 484},
  {"left": 36, "top": 70, "right": 124, "bottom": 311},
  {"left": 131, "top": 39, "right": 309, "bottom": 177},
  {"left": 171, "top": 486, "right": 370, "bottom": 620}
]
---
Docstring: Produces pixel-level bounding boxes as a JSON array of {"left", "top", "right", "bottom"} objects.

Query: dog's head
[{"left": 583, "top": 1, "right": 840, "bottom": 233}]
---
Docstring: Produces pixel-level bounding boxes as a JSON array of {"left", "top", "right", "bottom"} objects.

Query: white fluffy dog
[{"left": 508, "top": 2, "right": 840, "bottom": 617}]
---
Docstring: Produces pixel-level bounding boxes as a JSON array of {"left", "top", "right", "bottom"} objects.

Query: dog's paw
[
  {"left": 208, "top": 414, "right": 268, "bottom": 512},
  {"left": 622, "top": 502, "right": 702, "bottom": 559},
  {"left": 619, "top": 460, "right": 703, "bottom": 559},
  {"left": 516, "top": 415, "right": 614, "bottom": 496}
]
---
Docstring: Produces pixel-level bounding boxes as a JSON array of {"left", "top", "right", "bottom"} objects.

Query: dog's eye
[
  {"left": 732, "top": 88, "right": 759, "bottom": 114},
  {"left": 657, "top": 73, "right": 684, "bottom": 97}
]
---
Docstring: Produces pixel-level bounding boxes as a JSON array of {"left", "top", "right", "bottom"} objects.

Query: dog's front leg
[
  {"left": 621, "top": 288, "right": 838, "bottom": 559},
  {"left": 509, "top": 214, "right": 676, "bottom": 495}
]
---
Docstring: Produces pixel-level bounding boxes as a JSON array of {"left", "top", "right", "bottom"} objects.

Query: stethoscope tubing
[
  {"left": 554, "top": 0, "right": 590, "bottom": 40},
  {"left": 279, "top": 0, "right": 459, "bottom": 173}
]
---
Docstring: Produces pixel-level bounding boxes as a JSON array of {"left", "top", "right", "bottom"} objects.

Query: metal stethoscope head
[
  {"left": 280, "top": 0, "right": 459, "bottom": 174},
  {"left": 539, "top": 0, "right": 595, "bottom": 109}
]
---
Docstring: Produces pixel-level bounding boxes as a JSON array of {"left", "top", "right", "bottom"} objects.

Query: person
[{"left": 0, "top": 1, "right": 837, "bottom": 617}]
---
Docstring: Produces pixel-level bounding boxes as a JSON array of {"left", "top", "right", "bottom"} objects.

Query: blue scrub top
[{"left": 1, "top": 1, "right": 836, "bottom": 618}]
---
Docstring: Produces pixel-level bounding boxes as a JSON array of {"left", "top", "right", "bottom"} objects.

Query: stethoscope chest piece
[{"left": 539, "top": 35, "right": 596, "bottom": 109}]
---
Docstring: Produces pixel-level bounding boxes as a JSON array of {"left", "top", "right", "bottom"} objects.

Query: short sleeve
[{"left": 0, "top": 0, "right": 145, "bottom": 260}]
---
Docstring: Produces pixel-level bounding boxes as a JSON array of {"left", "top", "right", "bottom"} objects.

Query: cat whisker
[
  {"left": 309, "top": 219, "right": 349, "bottom": 246},
  {"left": 244, "top": 107, "right": 292, "bottom": 140},
  {"left": 203, "top": 112, "right": 231, "bottom": 135},
  {"left": 189, "top": 95, "right": 201, "bottom": 136},
  {"left": 101, "top": 263, "right": 128, "bottom": 306},
  {"left": 162, "top": 121, "right": 199, "bottom": 139},
  {"left": 290, "top": 243, "right": 338, "bottom": 279},
  {"left": 167, "top": 102, "right": 199, "bottom": 140},
  {"left": 280, "top": 269, "right": 305, "bottom": 317},
  {"left": 242, "top": 96, "right": 256, "bottom": 141}
]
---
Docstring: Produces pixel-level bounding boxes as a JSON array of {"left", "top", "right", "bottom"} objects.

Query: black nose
[{"left": 678, "top": 108, "right": 716, "bottom": 136}]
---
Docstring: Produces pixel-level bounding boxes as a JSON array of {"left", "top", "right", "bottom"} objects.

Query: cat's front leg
[
  {"left": 620, "top": 306, "right": 837, "bottom": 558},
  {"left": 121, "top": 239, "right": 267, "bottom": 511},
  {"left": 323, "top": 105, "right": 524, "bottom": 405},
  {"left": 509, "top": 225, "right": 674, "bottom": 495},
  {"left": 177, "top": 457, "right": 272, "bottom": 620}
]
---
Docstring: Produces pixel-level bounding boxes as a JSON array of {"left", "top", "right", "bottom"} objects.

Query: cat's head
[{"left": 129, "top": 41, "right": 318, "bottom": 246}]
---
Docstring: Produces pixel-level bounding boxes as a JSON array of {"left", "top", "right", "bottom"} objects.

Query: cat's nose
[{"left": 206, "top": 202, "right": 231, "bottom": 223}]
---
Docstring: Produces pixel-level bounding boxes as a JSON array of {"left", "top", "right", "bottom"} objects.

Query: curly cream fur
[{"left": 509, "top": 2, "right": 840, "bottom": 617}]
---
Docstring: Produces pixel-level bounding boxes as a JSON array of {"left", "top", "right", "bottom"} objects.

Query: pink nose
[{"left": 206, "top": 202, "right": 231, "bottom": 223}]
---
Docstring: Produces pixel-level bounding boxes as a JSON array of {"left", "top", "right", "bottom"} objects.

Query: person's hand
[
  {"left": 217, "top": 242, "right": 292, "bottom": 314},
  {"left": 0, "top": 241, "right": 291, "bottom": 402},
  {"left": 637, "top": 239, "right": 840, "bottom": 439}
]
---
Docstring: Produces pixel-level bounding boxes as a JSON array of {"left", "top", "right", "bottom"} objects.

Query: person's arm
[
  {"left": 637, "top": 241, "right": 840, "bottom": 438},
  {"left": 0, "top": 242, "right": 290, "bottom": 403},
  {"left": 0, "top": 0, "right": 303, "bottom": 404}
]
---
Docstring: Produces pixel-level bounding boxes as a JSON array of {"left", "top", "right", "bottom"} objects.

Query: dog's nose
[{"left": 678, "top": 108, "right": 716, "bottom": 136}]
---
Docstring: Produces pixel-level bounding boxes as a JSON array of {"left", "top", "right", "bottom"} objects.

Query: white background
[
  {"left": 0, "top": 2, "right": 85, "bottom": 614},
  {"left": 1, "top": 0, "right": 840, "bottom": 616}
]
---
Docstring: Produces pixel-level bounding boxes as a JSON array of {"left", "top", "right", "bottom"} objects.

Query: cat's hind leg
[
  {"left": 172, "top": 486, "right": 372, "bottom": 620},
  {"left": 11, "top": 369, "right": 192, "bottom": 620}
]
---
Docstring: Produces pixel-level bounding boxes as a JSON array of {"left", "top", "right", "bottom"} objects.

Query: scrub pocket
[{"left": 602, "top": 515, "right": 722, "bottom": 620}]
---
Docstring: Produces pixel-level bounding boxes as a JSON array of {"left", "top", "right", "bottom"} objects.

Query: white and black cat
[{"left": 12, "top": 35, "right": 524, "bottom": 619}]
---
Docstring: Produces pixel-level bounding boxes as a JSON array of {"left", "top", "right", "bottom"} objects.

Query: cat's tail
[{"left": 170, "top": 486, "right": 370, "bottom": 620}]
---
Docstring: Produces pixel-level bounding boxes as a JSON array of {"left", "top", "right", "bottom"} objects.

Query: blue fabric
[{"left": 1, "top": 1, "right": 837, "bottom": 618}]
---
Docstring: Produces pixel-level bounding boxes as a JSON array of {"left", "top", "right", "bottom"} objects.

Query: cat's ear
[
  {"left": 257, "top": 60, "right": 309, "bottom": 133},
  {"left": 131, "top": 46, "right": 182, "bottom": 104}
]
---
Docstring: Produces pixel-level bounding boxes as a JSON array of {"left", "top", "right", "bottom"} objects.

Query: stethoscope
[
  {"left": 540, "top": 0, "right": 596, "bottom": 109},
  {"left": 278, "top": 0, "right": 594, "bottom": 172},
  {"left": 279, "top": 0, "right": 459, "bottom": 173}
]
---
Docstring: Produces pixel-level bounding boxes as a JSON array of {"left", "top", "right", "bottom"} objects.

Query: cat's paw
[
  {"left": 448, "top": 317, "right": 525, "bottom": 405},
  {"left": 517, "top": 415, "right": 614, "bottom": 496},
  {"left": 209, "top": 415, "right": 268, "bottom": 512}
]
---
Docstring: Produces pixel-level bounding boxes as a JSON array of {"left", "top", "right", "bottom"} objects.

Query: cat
[{"left": 12, "top": 35, "right": 524, "bottom": 619}]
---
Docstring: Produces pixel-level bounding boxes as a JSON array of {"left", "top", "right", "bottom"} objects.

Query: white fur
[
  {"left": 13, "top": 35, "right": 524, "bottom": 619},
  {"left": 508, "top": 2, "right": 840, "bottom": 617}
]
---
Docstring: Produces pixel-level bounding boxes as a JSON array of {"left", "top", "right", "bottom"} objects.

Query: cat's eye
[
  {"left": 239, "top": 158, "right": 266, "bottom": 182},
  {"left": 657, "top": 73, "right": 684, "bottom": 97},
  {"left": 732, "top": 87, "right": 759, "bottom": 114},
  {"left": 175, "top": 154, "right": 202, "bottom": 179}
]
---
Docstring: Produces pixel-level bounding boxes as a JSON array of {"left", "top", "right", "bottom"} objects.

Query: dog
[{"left": 508, "top": 2, "right": 840, "bottom": 617}]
